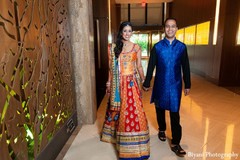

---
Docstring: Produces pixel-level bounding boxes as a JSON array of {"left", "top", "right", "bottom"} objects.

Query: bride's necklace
[
  {"left": 123, "top": 43, "right": 130, "bottom": 47},
  {"left": 122, "top": 43, "right": 132, "bottom": 53}
]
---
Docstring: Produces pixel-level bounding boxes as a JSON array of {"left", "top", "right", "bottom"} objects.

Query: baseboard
[{"left": 37, "top": 111, "right": 78, "bottom": 160}]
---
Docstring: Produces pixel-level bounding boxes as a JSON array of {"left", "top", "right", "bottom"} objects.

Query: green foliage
[
  {"left": 131, "top": 34, "right": 148, "bottom": 52},
  {"left": 137, "top": 40, "right": 148, "bottom": 52}
]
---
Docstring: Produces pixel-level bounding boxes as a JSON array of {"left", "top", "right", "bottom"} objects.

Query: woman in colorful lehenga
[{"left": 101, "top": 21, "right": 150, "bottom": 160}]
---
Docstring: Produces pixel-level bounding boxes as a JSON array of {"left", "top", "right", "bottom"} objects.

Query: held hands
[{"left": 141, "top": 78, "right": 150, "bottom": 92}]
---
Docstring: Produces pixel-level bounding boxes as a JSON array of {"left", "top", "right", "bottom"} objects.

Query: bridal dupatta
[
  {"left": 101, "top": 43, "right": 120, "bottom": 143},
  {"left": 109, "top": 43, "right": 121, "bottom": 111}
]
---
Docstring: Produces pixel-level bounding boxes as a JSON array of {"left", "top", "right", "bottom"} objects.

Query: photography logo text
[{"left": 187, "top": 152, "right": 239, "bottom": 159}]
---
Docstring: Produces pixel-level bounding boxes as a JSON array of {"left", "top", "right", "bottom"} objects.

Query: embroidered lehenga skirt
[{"left": 101, "top": 74, "right": 150, "bottom": 160}]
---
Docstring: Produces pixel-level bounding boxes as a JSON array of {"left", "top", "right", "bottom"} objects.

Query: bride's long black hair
[{"left": 114, "top": 21, "right": 133, "bottom": 58}]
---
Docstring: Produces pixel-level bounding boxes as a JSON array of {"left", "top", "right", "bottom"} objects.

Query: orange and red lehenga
[{"left": 101, "top": 44, "right": 150, "bottom": 160}]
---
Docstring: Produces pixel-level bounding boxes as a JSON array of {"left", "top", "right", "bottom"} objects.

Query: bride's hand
[{"left": 106, "top": 81, "right": 111, "bottom": 96}]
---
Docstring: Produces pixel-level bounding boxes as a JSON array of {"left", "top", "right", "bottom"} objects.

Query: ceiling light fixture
[{"left": 141, "top": 0, "right": 146, "bottom": 7}]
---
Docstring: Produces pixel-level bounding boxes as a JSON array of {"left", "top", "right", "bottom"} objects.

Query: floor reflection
[{"left": 58, "top": 74, "right": 240, "bottom": 160}]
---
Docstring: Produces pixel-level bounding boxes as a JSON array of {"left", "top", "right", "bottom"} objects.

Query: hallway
[{"left": 58, "top": 74, "right": 240, "bottom": 160}]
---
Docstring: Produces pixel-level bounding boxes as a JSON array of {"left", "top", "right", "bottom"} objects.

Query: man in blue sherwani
[{"left": 143, "top": 18, "right": 191, "bottom": 157}]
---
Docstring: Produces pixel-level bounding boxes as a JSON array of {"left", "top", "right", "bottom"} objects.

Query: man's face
[{"left": 164, "top": 19, "right": 178, "bottom": 40}]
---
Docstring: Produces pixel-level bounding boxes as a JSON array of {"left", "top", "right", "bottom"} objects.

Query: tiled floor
[{"left": 57, "top": 74, "right": 240, "bottom": 160}]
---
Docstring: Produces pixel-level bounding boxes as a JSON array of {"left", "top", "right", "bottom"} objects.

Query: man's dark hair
[{"left": 164, "top": 17, "right": 177, "bottom": 27}]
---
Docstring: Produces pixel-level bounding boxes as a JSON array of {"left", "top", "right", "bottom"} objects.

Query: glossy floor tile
[{"left": 58, "top": 74, "right": 240, "bottom": 160}]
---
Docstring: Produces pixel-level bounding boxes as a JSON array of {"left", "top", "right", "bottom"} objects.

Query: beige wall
[{"left": 68, "top": 0, "right": 97, "bottom": 126}]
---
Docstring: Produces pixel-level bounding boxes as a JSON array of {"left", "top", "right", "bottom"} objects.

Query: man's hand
[{"left": 184, "top": 89, "right": 190, "bottom": 96}]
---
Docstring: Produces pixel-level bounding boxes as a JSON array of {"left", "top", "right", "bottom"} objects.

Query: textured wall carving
[{"left": 0, "top": 0, "right": 75, "bottom": 159}]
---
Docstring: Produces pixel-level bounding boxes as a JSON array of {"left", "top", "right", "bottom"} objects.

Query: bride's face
[{"left": 122, "top": 25, "right": 132, "bottom": 41}]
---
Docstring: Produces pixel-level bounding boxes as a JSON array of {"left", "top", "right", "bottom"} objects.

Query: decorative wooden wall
[{"left": 0, "top": 0, "right": 75, "bottom": 159}]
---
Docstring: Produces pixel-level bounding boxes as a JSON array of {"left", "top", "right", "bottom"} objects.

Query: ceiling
[{"left": 115, "top": 0, "right": 173, "bottom": 4}]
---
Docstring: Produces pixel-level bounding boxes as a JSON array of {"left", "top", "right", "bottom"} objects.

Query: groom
[{"left": 143, "top": 17, "right": 191, "bottom": 157}]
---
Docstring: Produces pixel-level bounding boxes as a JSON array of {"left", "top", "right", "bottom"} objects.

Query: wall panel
[
  {"left": 169, "top": 0, "right": 223, "bottom": 84},
  {"left": 92, "top": 0, "right": 109, "bottom": 107},
  {"left": 220, "top": 0, "right": 240, "bottom": 85},
  {"left": 0, "top": 0, "right": 75, "bottom": 159}
]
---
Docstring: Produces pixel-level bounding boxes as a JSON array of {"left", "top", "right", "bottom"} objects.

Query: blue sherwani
[{"left": 143, "top": 38, "right": 191, "bottom": 112}]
